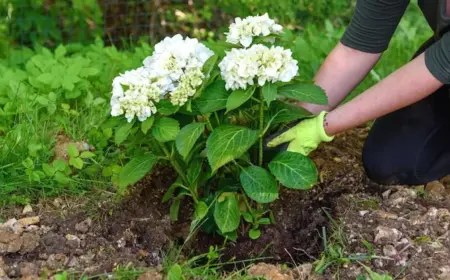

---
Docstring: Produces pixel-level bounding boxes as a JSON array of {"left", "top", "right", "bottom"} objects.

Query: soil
[{"left": 2, "top": 126, "right": 450, "bottom": 279}]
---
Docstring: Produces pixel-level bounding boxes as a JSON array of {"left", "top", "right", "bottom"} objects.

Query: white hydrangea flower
[
  {"left": 226, "top": 13, "right": 283, "bottom": 47},
  {"left": 219, "top": 44, "right": 298, "bottom": 91},
  {"left": 110, "top": 67, "right": 160, "bottom": 122},
  {"left": 170, "top": 68, "right": 204, "bottom": 106},
  {"left": 143, "top": 34, "right": 214, "bottom": 98}
]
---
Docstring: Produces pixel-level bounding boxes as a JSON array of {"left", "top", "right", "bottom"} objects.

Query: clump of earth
[{"left": 2, "top": 127, "right": 450, "bottom": 279}]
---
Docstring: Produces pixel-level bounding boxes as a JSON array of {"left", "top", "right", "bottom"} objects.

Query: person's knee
[{"left": 362, "top": 141, "right": 408, "bottom": 185}]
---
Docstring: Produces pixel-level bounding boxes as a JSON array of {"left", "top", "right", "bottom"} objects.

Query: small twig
[
  {"left": 293, "top": 247, "right": 317, "bottom": 260},
  {"left": 284, "top": 248, "right": 301, "bottom": 277}
]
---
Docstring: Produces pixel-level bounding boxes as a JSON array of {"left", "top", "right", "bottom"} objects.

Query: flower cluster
[
  {"left": 219, "top": 44, "right": 298, "bottom": 90},
  {"left": 226, "top": 13, "right": 283, "bottom": 47},
  {"left": 110, "top": 35, "right": 213, "bottom": 122}
]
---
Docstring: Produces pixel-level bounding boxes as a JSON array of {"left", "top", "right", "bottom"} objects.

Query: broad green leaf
[
  {"left": 195, "top": 54, "right": 218, "bottom": 98},
  {"left": 22, "top": 158, "right": 34, "bottom": 169},
  {"left": 167, "top": 264, "right": 182, "bottom": 280},
  {"left": 223, "top": 230, "right": 237, "bottom": 241},
  {"left": 118, "top": 154, "right": 158, "bottom": 190},
  {"left": 226, "top": 86, "right": 256, "bottom": 113},
  {"left": 214, "top": 195, "right": 240, "bottom": 233},
  {"left": 152, "top": 117, "right": 180, "bottom": 143},
  {"left": 268, "top": 151, "right": 318, "bottom": 189},
  {"left": 242, "top": 212, "right": 253, "bottom": 223},
  {"left": 141, "top": 116, "right": 155, "bottom": 134},
  {"left": 69, "top": 157, "right": 84, "bottom": 169},
  {"left": 262, "top": 82, "right": 278, "bottom": 105},
  {"left": 170, "top": 197, "right": 182, "bottom": 221},
  {"left": 37, "top": 73, "right": 53, "bottom": 85},
  {"left": 187, "top": 158, "right": 203, "bottom": 184},
  {"left": 206, "top": 125, "right": 259, "bottom": 172},
  {"left": 80, "top": 151, "right": 95, "bottom": 159},
  {"left": 53, "top": 159, "right": 67, "bottom": 171},
  {"left": 278, "top": 83, "right": 328, "bottom": 105},
  {"left": 115, "top": 122, "right": 134, "bottom": 145},
  {"left": 42, "top": 163, "right": 55, "bottom": 177},
  {"left": 259, "top": 218, "right": 271, "bottom": 225},
  {"left": 55, "top": 45, "right": 66, "bottom": 59},
  {"left": 249, "top": 229, "right": 261, "bottom": 239},
  {"left": 265, "top": 101, "right": 311, "bottom": 125},
  {"left": 175, "top": 122, "right": 205, "bottom": 159},
  {"left": 67, "top": 143, "right": 79, "bottom": 158},
  {"left": 157, "top": 99, "right": 180, "bottom": 115},
  {"left": 194, "top": 80, "right": 230, "bottom": 114},
  {"left": 240, "top": 166, "right": 279, "bottom": 203},
  {"left": 195, "top": 201, "right": 208, "bottom": 220},
  {"left": 54, "top": 171, "right": 70, "bottom": 185}
]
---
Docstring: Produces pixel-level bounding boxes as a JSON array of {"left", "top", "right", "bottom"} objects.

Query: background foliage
[{"left": 0, "top": 0, "right": 433, "bottom": 205}]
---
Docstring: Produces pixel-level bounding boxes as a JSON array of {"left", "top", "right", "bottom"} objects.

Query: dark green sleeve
[
  {"left": 341, "top": 0, "right": 410, "bottom": 53},
  {"left": 425, "top": 33, "right": 450, "bottom": 84}
]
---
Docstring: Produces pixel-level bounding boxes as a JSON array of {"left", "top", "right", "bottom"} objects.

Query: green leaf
[
  {"left": 214, "top": 194, "right": 241, "bottom": 233},
  {"left": 195, "top": 54, "right": 218, "bottom": 98},
  {"left": 226, "top": 86, "right": 256, "bottom": 113},
  {"left": 187, "top": 158, "right": 203, "bottom": 184},
  {"left": 42, "top": 163, "right": 55, "bottom": 177},
  {"left": 167, "top": 264, "right": 182, "bottom": 280},
  {"left": 268, "top": 151, "right": 318, "bottom": 189},
  {"left": 54, "top": 171, "right": 70, "bottom": 185},
  {"left": 69, "top": 157, "right": 84, "bottom": 169},
  {"left": 115, "top": 122, "right": 134, "bottom": 145},
  {"left": 80, "top": 151, "right": 95, "bottom": 159},
  {"left": 278, "top": 83, "right": 328, "bottom": 105},
  {"left": 259, "top": 218, "right": 271, "bottom": 225},
  {"left": 194, "top": 80, "right": 230, "bottom": 114},
  {"left": 162, "top": 178, "right": 183, "bottom": 203},
  {"left": 141, "top": 116, "right": 155, "bottom": 134},
  {"left": 55, "top": 45, "right": 67, "bottom": 59},
  {"left": 67, "top": 143, "right": 79, "bottom": 158},
  {"left": 195, "top": 201, "right": 208, "bottom": 220},
  {"left": 175, "top": 122, "right": 205, "bottom": 159},
  {"left": 242, "top": 212, "right": 253, "bottom": 223},
  {"left": 118, "top": 154, "right": 158, "bottom": 190},
  {"left": 240, "top": 166, "right": 279, "bottom": 203},
  {"left": 262, "top": 82, "right": 278, "bottom": 106},
  {"left": 36, "top": 73, "right": 53, "bottom": 85},
  {"left": 170, "top": 197, "right": 182, "bottom": 221},
  {"left": 152, "top": 117, "right": 180, "bottom": 143},
  {"left": 156, "top": 99, "right": 180, "bottom": 115},
  {"left": 265, "top": 100, "right": 311, "bottom": 125},
  {"left": 53, "top": 159, "right": 67, "bottom": 171},
  {"left": 22, "top": 157, "right": 34, "bottom": 169},
  {"left": 222, "top": 230, "right": 237, "bottom": 241},
  {"left": 249, "top": 229, "right": 261, "bottom": 240},
  {"left": 206, "top": 125, "right": 259, "bottom": 172}
]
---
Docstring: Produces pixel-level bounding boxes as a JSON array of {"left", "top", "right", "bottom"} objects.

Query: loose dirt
[{"left": 1, "top": 126, "right": 450, "bottom": 279}]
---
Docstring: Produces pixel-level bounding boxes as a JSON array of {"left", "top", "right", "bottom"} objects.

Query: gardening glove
[{"left": 266, "top": 111, "right": 334, "bottom": 156}]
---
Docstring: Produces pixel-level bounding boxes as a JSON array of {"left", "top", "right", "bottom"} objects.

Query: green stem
[
  {"left": 205, "top": 115, "right": 214, "bottom": 131},
  {"left": 158, "top": 141, "right": 188, "bottom": 184},
  {"left": 214, "top": 112, "right": 221, "bottom": 125},
  {"left": 258, "top": 88, "right": 264, "bottom": 166}
]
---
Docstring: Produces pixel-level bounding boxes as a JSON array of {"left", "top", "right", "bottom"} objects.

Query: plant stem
[
  {"left": 214, "top": 112, "right": 220, "bottom": 125},
  {"left": 158, "top": 141, "right": 188, "bottom": 184},
  {"left": 258, "top": 88, "right": 264, "bottom": 166},
  {"left": 205, "top": 115, "right": 214, "bottom": 131}
]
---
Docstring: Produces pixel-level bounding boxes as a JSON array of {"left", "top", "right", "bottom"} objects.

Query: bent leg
[{"left": 362, "top": 85, "right": 450, "bottom": 185}]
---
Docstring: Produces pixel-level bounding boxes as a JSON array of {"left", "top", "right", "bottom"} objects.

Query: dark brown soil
[{"left": 2, "top": 126, "right": 450, "bottom": 280}]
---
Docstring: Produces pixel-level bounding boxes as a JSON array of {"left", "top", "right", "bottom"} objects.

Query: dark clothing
[
  {"left": 362, "top": 37, "right": 450, "bottom": 185},
  {"left": 341, "top": 0, "right": 450, "bottom": 84},
  {"left": 341, "top": 0, "right": 450, "bottom": 184}
]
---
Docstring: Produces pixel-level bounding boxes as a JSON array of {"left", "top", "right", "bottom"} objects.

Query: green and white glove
[{"left": 267, "top": 111, "right": 334, "bottom": 156}]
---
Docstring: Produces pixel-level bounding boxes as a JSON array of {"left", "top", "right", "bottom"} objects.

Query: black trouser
[{"left": 362, "top": 37, "right": 450, "bottom": 185}]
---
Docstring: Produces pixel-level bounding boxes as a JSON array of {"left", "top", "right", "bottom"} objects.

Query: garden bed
[{"left": 2, "top": 127, "right": 450, "bottom": 279}]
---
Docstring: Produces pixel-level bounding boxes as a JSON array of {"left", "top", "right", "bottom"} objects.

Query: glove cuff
[{"left": 316, "top": 111, "right": 334, "bottom": 142}]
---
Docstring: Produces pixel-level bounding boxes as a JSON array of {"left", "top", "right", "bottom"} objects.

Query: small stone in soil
[
  {"left": 46, "top": 254, "right": 68, "bottom": 270},
  {"left": 18, "top": 216, "right": 40, "bottom": 227},
  {"left": 137, "top": 270, "right": 163, "bottom": 280},
  {"left": 75, "top": 218, "right": 92, "bottom": 233},
  {"left": 0, "top": 228, "right": 20, "bottom": 243},
  {"left": 22, "top": 205, "right": 33, "bottom": 215},
  {"left": 19, "top": 262, "right": 38, "bottom": 277},
  {"left": 425, "top": 181, "right": 446, "bottom": 200},
  {"left": 374, "top": 226, "right": 402, "bottom": 244},
  {"left": 21, "top": 232, "right": 40, "bottom": 253},
  {"left": 65, "top": 234, "right": 81, "bottom": 249},
  {"left": 382, "top": 244, "right": 398, "bottom": 257}
]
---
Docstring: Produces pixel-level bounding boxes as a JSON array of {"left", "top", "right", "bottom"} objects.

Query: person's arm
[
  {"left": 324, "top": 32, "right": 450, "bottom": 136},
  {"left": 298, "top": 0, "right": 410, "bottom": 114}
]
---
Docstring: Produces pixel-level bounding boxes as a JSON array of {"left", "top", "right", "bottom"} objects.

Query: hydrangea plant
[{"left": 111, "top": 14, "right": 328, "bottom": 240}]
